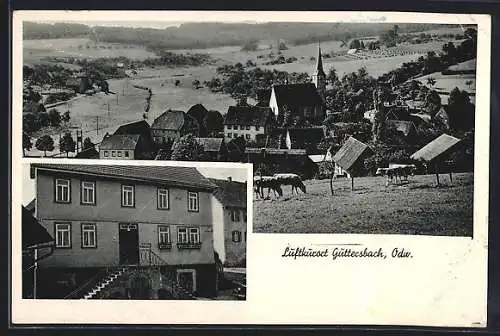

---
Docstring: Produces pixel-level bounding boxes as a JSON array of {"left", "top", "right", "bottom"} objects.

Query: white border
[{"left": 12, "top": 11, "right": 490, "bottom": 326}]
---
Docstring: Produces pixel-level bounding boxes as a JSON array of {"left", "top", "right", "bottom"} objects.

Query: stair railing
[{"left": 64, "top": 267, "right": 110, "bottom": 299}]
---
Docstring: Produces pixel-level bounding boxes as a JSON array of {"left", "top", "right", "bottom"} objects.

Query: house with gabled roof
[
  {"left": 194, "top": 137, "right": 228, "bottom": 161},
  {"left": 209, "top": 178, "right": 247, "bottom": 267},
  {"left": 29, "top": 163, "right": 221, "bottom": 299},
  {"left": 99, "top": 134, "right": 142, "bottom": 160},
  {"left": 151, "top": 109, "right": 200, "bottom": 148},
  {"left": 223, "top": 106, "right": 274, "bottom": 146}
]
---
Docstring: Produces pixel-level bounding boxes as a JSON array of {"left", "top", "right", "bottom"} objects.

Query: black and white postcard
[{"left": 11, "top": 10, "right": 491, "bottom": 327}]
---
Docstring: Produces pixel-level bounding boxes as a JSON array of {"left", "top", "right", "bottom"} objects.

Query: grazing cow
[
  {"left": 273, "top": 173, "right": 307, "bottom": 195},
  {"left": 376, "top": 164, "right": 417, "bottom": 186},
  {"left": 254, "top": 176, "right": 283, "bottom": 199}
]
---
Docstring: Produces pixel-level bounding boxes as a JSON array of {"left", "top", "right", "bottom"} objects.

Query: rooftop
[
  {"left": 99, "top": 134, "right": 141, "bottom": 150},
  {"left": 332, "top": 137, "right": 370, "bottom": 172},
  {"left": 272, "top": 83, "right": 323, "bottom": 109},
  {"left": 210, "top": 179, "right": 247, "bottom": 208},
  {"left": 411, "top": 134, "right": 461, "bottom": 162},
  {"left": 194, "top": 138, "right": 224, "bottom": 152},
  {"left": 31, "top": 163, "right": 218, "bottom": 191},
  {"left": 151, "top": 110, "right": 186, "bottom": 131},
  {"left": 22, "top": 206, "right": 54, "bottom": 250},
  {"left": 224, "top": 106, "right": 272, "bottom": 126}
]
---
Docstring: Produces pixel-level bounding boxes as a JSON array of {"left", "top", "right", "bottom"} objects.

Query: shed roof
[
  {"left": 224, "top": 106, "right": 272, "bottom": 126},
  {"left": 31, "top": 163, "right": 218, "bottom": 191},
  {"left": 210, "top": 179, "right": 247, "bottom": 208},
  {"left": 387, "top": 120, "right": 416, "bottom": 136},
  {"left": 332, "top": 137, "right": 370, "bottom": 171},
  {"left": 194, "top": 138, "right": 224, "bottom": 152},
  {"left": 151, "top": 110, "right": 185, "bottom": 131},
  {"left": 22, "top": 206, "right": 54, "bottom": 250},
  {"left": 410, "top": 134, "right": 461, "bottom": 162},
  {"left": 99, "top": 134, "right": 140, "bottom": 150},
  {"left": 287, "top": 127, "right": 324, "bottom": 148},
  {"left": 272, "top": 83, "right": 323, "bottom": 109}
]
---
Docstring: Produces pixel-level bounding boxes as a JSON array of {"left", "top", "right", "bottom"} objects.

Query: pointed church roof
[{"left": 314, "top": 44, "right": 326, "bottom": 77}]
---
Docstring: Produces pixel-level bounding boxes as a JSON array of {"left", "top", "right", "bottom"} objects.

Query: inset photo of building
[{"left": 21, "top": 161, "right": 249, "bottom": 300}]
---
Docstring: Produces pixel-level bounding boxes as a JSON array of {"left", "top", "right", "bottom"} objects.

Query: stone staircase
[{"left": 82, "top": 267, "right": 127, "bottom": 299}]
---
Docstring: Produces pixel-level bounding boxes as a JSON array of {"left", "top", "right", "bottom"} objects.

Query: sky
[{"left": 22, "top": 164, "right": 248, "bottom": 206}]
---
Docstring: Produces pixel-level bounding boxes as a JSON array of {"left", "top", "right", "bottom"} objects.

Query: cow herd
[
  {"left": 254, "top": 164, "right": 418, "bottom": 200},
  {"left": 253, "top": 173, "right": 306, "bottom": 199}
]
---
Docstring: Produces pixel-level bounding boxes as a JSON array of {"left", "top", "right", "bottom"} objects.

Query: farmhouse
[
  {"left": 223, "top": 106, "right": 274, "bottom": 145},
  {"left": 151, "top": 109, "right": 200, "bottom": 147},
  {"left": 210, "top": 178, "right": 247, "bottom": 267},
  {"left": 30, "top": 163, "right": 220, "bottom": 299},
  {"left": 194, "top": 137, "right": 228, "bottom": 161},
  {"left": 99, "top": 134, "right": 150, "bottom": 160},
  {"left": 285, "top": 127, "right": 325, "bottom": 152},
  {"left": 113, "top": 120, "right": 156, "bottom": 156}
]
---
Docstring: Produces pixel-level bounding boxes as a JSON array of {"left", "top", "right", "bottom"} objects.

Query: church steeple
[{"left": 312, "top": 43, "right": 326, "bottom": 101}]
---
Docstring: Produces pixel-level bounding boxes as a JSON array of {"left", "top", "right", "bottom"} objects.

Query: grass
[{"left": 253, "top": 173, "right": 474, "bottom": 236}]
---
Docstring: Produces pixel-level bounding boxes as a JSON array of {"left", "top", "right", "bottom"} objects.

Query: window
[
  {"left": 240, "top": 125, "right": 244, "bottom": 130},
  {"left": 227, "top": 125, "right": 232, "bottom": 130},
  {"left": 232, "top": 230, "right": 242, "bottom": 243},
  {"left": 246, "top": 125, "right": 250, "bottom": 130},
  {"left": 177, "top": 227, "right": 188, "bottom": 243},
  {"left": 255, "top": 126, "right": 260, "bottom": 131},
  {"left": 124, "top": 151, "right": 129, "bottom": 158},
  {"left": 117, "top": 151, "right": 122, "bottom": 157},
  {"left": 189, "top": 228, "right": 200, "bottom": 244},
  {"left": 157, "top": 188, "right": 169, "bottom": 209},
  {"left": 81, "top": 223, "right": 96, "bottom": 248},
  {"left": 158, "top": 226, "right": 171, "bottom": 248},
  {"left": 111, "top": 151, "right": 116, "bottom": 157},
  {"left": 104, "top": 151, "right": 109, "bottom": 157},
  {"left": 55, "top": 223, "right": 71, "bottom": 248},
  {"left": 231, "top": 209, "right": 240, "bottom": 222},
  {"left": 81, "top": 181, "right": 96, "bottom": 205},
  {"left": 245, "top": 134, "right": 251, "bottom": 140},
  {"left": 188, "top": 192, "right": 199, "bottom": 212},
  {"left": 121, "top": 185, "right": 135, "bottom": 207},
  {"left": 55, "top": 179, "right": 71, "bottom": 203},
  {"left": 227, "top": 133, "right": 232, "bottom": 138}
]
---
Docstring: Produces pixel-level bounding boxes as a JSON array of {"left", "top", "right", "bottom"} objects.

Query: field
[
  {"left": 253, "top": 173, "right": 473, "bottom": 236},
  {"left": 23, "top": 38, "right": 158, "bottom": 63}
]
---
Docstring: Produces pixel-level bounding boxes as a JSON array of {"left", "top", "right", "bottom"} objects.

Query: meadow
[{"left": 253, "top": 173, "right": 474, "bottom": 236}]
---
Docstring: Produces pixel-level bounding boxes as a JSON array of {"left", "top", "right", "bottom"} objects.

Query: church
[{"left": 268, "top": 45, "right": 327, "bottom": 126}]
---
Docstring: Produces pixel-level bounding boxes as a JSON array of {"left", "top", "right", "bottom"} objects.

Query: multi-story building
[
  {"left": 30, "top": 163, "right": 220, "bottom": 299},
  {"left": 223, "top": 106, "right": 274, "bottom": 145}
]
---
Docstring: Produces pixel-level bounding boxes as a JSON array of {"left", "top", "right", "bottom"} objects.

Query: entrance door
[
  {"left": 119, "top": 223, "right": 139, "bottom": 265},
  {"left": 177, "top": 269, "right": 196, "bottom": 292}
]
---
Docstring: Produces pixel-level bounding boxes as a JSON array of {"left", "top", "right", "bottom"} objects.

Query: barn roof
[
  {"left": 186, "top": 104, "right": 209, "bottom": 124},
  {"left": 115, "top": 120, "right": 151, "bottom": 136},
  {"left": 224, "top": 106, "right": 272, "bottom": 126},
  {"left": 411, "top": 134, "right": 461, "bottom": 162},
  {"left": 195, "top": 137, "right": 224, "bottom": 152},
  {"left": 209, "top": 179, "right": 247, "bottom": 208},
  {"left": 75, "top": 147, "right": 100, "bottom": 159},
  {"left": 22, "top": 206, "right": 54, "bottom": 250},
  {"left": 332, "top": 137, "right": 370, "bottom": 172},
  {"left": 272, "top": 83, "right": 323, "bottom": 108},
  {"left": 31, "top": 163, "right": 218, "bottom": 191},
  {"left": 287, "top": 127, "right": 325, "bottom": 148},
  {"left": 151, "top": 110, "right": 186, "bottom": 131},
  {"left": 99, "top": 134, "right": 140, "bottom": 150},
  {"left": 387, "top": 120, "right": 416, "bottom": 136}
]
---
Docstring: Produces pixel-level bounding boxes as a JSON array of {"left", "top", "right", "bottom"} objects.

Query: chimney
[{"left": 227, "top": 177, "right": 232, "bottom": 182}]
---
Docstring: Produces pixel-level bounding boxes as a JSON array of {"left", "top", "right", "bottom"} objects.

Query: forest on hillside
[{"left": 23, "top": 21, "right": 465, "bottom": 50}]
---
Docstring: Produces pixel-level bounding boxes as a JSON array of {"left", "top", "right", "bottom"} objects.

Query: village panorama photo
[
  {"left": 21, "top": 161, "right": 248, "bottom": 300},
  {"left": 20, "top": 17, "right": 476, "bottom": 236}
]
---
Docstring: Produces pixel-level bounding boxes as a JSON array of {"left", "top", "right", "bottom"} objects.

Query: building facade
[
  {"left": 210, "top": 178, "right": 247, "bottom": 267},
  {"left": 31, "top": 163, "right": 219, "bottom": 298},
  {"left": 223, "top": 106, "right": 274, "bottom": 145}
]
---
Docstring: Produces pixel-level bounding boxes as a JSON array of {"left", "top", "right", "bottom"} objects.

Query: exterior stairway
[{"left": 82, "top": 267, "right": 127, "bottom": 299}]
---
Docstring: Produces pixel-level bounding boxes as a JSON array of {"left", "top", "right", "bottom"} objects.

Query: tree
[
  {"left": 327, "top": 67, "right": 338, "bottom": 86},
  {"left": 23, "top": 113, "right": 41, "bottom": 134},
  {"left": 241, "top": 40, "right": 258, "bottom": 52},
  {"left": 204, "top": 110, "right": 224, "bottom": 135},
  {"left": 62, "top": 110, "right": 71, "bottom": 125},
  {"left": 170, "top": 134, "right": 205, "bottom": 161},
  {"left": 37, "top": 112, "right": 50, "bottom": 127},
  {"left": 35, "top": 135, "right": 54, "bottom": 156},
  {"left": 278, "top": 42, "right": 288, "bottom": 51},
  {"left": 23, "top": 133, "right": 32, "bottom": 156},
  {"left": 83, "top": 137, "right": 95, "bottom": 150},
  {"left": 426, "top": 77, "right": 436, "bottom": 87},
  {"left": 192, "top": 79, "right": 201, "bottom": 89},
  {"left": 59, "top": 132, "right": 76, "bottom": 157},
  {"left": 48, "top": 109, "right": 62, "bottom": 127},
  {"left": 447, "top": 87, "right": 475, "bottom": 131},
  {"left": 348, "top": 39, "right": 361, "bottom": 50}
]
